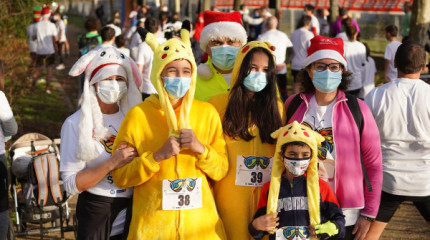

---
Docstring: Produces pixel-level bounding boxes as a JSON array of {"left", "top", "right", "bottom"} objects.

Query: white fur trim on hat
[
  {"left": 303, "top": 49, "right": 347, "bottom": 69},
  {"left": 199, "top": 21, "right": 247, "bottom": 51},
  {"left": 90, "top": 64, "right": 127, "bottom": 85}
]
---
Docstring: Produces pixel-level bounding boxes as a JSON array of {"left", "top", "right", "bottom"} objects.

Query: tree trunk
[
  {"left": 329, "top": 0, "right": 338, "bottom": 26},
  {"left": 202, "top": 0, "right": 211, "bottom": 11},
  {"left": 409, "top": 0, "right": 430, "bottom": 46},
  {"left": 233, "top": 0, "right": 241, "bottom": 11}
]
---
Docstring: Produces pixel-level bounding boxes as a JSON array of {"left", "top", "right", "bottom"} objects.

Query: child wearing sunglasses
[{"left": 249, "top": 121, "right": 345, "bottom": 240}]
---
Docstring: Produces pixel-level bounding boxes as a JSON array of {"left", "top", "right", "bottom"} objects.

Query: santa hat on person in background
[
  {"left": 69, "top": 47, "right": 142, "bottom": 161},
  {"left": 198, "top": 10, "right": 247, "bottom": 79},
  {"left": 41, "top": 6, "right": 51, "bottom": 19},
  {"left": 303, "top": 35, "right": 347, "bottom": 69},
  {"left": 33, "top": 6, "right": 42, "bottom": 22},
  {"left": 199, "top": 10, "right": 247, "bottom": 52}
]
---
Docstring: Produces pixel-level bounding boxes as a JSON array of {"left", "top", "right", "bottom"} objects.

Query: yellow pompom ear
[
  {"left": 180, "top": 29, "right": 191, "bottom": 47},
  {"left": 145, "top": 32, "right": 160, "bottom": 52}
]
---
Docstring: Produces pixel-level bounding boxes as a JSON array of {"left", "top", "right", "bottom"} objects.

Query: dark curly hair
[{"left": 298, "top": 65, "right": 352, "bottom": 93}]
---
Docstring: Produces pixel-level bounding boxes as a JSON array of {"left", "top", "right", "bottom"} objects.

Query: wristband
[{"left": 361, "top": 215, "right": 375, "bottom": 222}]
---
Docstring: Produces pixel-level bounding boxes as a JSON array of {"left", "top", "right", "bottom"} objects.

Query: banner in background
[{"left": 215, "top": 0, "right": 412, "bottom": 13}]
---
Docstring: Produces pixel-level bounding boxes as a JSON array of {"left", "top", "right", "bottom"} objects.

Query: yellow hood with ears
[
  {"left": 268, "top": 121, "right": 325, "bottom": 229},
  {"left": 230, "top": 41, "right": 276, "bottom": 87},
  {"left": 145, "top": 29, "right": 197, "bottom": 137}
]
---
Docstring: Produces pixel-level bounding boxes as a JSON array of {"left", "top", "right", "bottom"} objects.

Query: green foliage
[{"left": 0, "top": 0, "right": 40, "bottom": 39}]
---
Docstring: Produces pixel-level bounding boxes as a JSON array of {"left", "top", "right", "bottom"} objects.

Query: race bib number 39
[
  {"left": 162, "top": 177, "right": 202, "bottom": 210},
  {"left": 235, "top": 155, "right": 273, "bottom": 187},
  {"left": 276, "top": 226, "right": 310, "bottom": 240}
]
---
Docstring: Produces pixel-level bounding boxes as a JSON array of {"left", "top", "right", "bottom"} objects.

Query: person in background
[
  {"left": 136, "top": 17, "right": 166, "bottom": 100},
  {"left": 360, "top": 43, "right": 376, "bottom": 99},
  {"left": 384, "top": 25, "right": 401, "bottom": 82},
  {"left": 193, "top": 12, "right": 204, "bottom": 42},
  {"left": 316, "top": 8, "right": 330, "bottom": 36},
  {"left": 26, "top": 6, "right": 42, "bottom": 81},
  {"left": 304, "top": 4, "right": 320, "bottom": 36},
  {"left": 53, "top": 11, "right": 67, "bottom": 70},
  {"left": 331, "top": 8, "right": 360, "bottom": 37},
  {"left": 115, "top": 34, "right": 130, "bottom": 57},
  {"left": 92, "top": 26, "right": 116, "bottom": 51},
  {"left": 189, "top": 22, "right": 205, "bottom": 65},
  {"left": 95, "top": 4, "right": 105, "bottom": 26},
  {"left": 195, "top": 10, "right": 247, "bottom": 101},
  {"left": 343, "top": 22, "right": 366, "bottom": 97},
  {"left": 400, "top": 2, "right": 412, "bottom": 42},
  {"left": 0, "top": 61, "right": 18, "bottom": 240},
  {"left": 128, "top": 16, "right": 145, "bottom": 60},
  {"left": 258, "top": 16, "right": 293, "bottom": 101},
  {"left": 32, "top": 6, "right": 58, "bottom": 94},
  {"left": 364, "top": 41, "right": 430, "bottom": 240},
  {"left": 240, "top": 4, "right": 264, "bottom": 41},
  {"left": 285, "top": 36, "right": 382, "bottom": 240},
  {"left": 209, "top": 41, "right": 284, "bottom": 240},
  {"left": 290, "top": 15, "right": 314, "bottom": 94},
  {"left": 61, "top": 47, "right": 142, "bottom": 240}
]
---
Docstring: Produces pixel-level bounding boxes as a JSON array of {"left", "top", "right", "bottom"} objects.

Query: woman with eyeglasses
[{"left": 284, "top": 36, "right": 382, "bottom": 240}]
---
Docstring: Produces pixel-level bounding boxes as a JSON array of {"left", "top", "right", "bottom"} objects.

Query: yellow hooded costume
[
  {"left": 112, "top": 29, "right": 228, "bottom": 239},
  {"left": 268, "top": 121, "right": 325, "bottom": 237},
  {"left": 208, "top": 41, "right": 285, "bottom": 240}
]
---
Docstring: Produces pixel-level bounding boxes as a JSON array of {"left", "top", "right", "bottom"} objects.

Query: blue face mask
[
  {"left": 243, "top": 71, "right": 268, "bottom": 92},
  {"left": 312, "top": 70, "right": 342, "bottom": 93},
  {"left": 163, "top": 77, "right": 192, "bottom": 99},
  {"left": 211, "top": 45, "right": 240, "bottom": 71}
]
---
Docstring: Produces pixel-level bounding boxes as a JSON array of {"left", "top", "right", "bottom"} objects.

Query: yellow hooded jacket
[
  {"left": 112, "top": 29, "right": 228, "bottom": 240},
  {"left": 209, "top": 41, "right": 286, "bottom": 240}
]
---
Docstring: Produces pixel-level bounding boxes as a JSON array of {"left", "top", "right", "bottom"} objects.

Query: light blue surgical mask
[
  {"left": 163, "top": 77, "right": 192, "bottom": 99},
  {"left": 243, "top": 71, "right": 268, "bottom": 92},
  {"left": 211, "top": 45, "right": 240, "bottom": 71},
  {"left": 312, "top": 70, "right": 342, "bottom": 93}
]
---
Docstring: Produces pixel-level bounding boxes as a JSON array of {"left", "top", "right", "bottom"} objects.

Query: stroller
[{"left": 8, "top": 133, "right": 76, "bottom": 239}]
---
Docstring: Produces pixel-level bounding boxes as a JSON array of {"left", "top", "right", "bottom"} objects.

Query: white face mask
[
  {"left": 283, "top": 157, "right": 311, "bottom": 176},
  {"left": 97, "top": 80, "right": 127, "bottom": 104}
]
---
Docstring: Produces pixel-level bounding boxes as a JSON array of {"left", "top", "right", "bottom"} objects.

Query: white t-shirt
[
  {"left": 310, "top": 15, "right": 320, "bottom": 35},
  {"left": 129, "top": 31, "right": 142, "bottom": 61},
  {"left": 344, "top": 40, "right": 366, "bottom": 91},
  {"left": 257, "top": 29, "right": 293, "bottom": 74},
  {"left": 34, "top": 20, "right": 57, "bottom": 55},
  {"left": 384, "top": 41, "right": 402, "bottom": 82},
  {"left": 27, "top": 23, "right": 37, "bottom": 53},
  {"left": 60, "top": 110, "right": 132, "bottom": 198},
  {"left": 136, "top": 37, "right": 166, "bottom": 94},
  {"left": 117, "top": 47, "right": 130, "bottom": 57},
  {"left": 361, "top": 57, "right": 376, "bottom": 99},
  {"left": 221, "top": 73, "right": 232, "bottom": 86},
  {"left": 290, "top": 28, "right": 314, "bottom": 70},
  {"left": 303, "top": 96, "right": 360, "bottom": 226},
  {"left": 0, "top": 91, "right": 17, "bottom": 155},
  {"left": 335, "top": 32, "right": 348, "bottom": 42},
  {"left": 365, "top": 78, "right": 430, "bottom": 197},
  {"left": 56, "top": 20, "right": 66, "bottom": 42}
]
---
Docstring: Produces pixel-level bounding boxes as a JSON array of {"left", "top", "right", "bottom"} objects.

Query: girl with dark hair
[
  {"left": 285, "top": 35, "right": 382, "bottom": 240},
  {"left": 209, "top": 41, "right": 285, "bottom": 240}
]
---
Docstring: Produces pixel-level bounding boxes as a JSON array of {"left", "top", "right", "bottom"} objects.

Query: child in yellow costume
[
  {"left": 209, "top": 41, "right": 285, "bottom": 240},
  {"left": 112, "top": 22, "right": 229, "bottom": 239},
  {"left": 249, "top": 121, "right": 345, "bottom": 240}
]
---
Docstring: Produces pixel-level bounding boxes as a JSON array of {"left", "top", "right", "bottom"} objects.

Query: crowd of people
[{"left": 2, "top": 1, "right": 428, "bottom": 240}]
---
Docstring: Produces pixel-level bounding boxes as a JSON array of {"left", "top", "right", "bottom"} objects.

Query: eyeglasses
[{"left": 313, "top": 62, "right": 343, "bottom": 72}]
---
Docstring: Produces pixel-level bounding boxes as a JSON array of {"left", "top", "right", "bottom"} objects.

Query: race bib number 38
[
  {"left": 162, "top": 177, "right": 202, "bottom": 210},
  {"left": 235, "top": 155, "right": 273, "bottom": 187}
]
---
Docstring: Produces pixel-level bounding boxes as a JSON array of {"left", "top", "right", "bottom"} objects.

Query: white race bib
[
  {"left": 162, "top": 177, "right": 202, "bottom": 210},
  {"left": 235, "top": 155, "right": 273, "bottom": 187},
  {"left": 275, "top": 226, "right": 310, "bottom": 240}
]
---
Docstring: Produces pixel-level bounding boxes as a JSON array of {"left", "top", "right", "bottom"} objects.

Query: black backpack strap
[
  {"left": 286, "top": 94, "right": 303, "bottom": 123},
  {"left": 345, "top": 93, "right": 372, "bottom": 192}
]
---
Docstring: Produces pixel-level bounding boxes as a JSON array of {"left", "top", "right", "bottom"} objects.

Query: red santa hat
[
  {"left": 41, "top": 6, "right": 51, "bottom": 19},
  {"left": 199, "top": 10, "right": 247, "bottom": 51},
  {"left": 304, "top": 35, "right": 347, "bottom": 68},
  {"left": 33, "top": 6, "right": 42, "bottom": 22}
]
